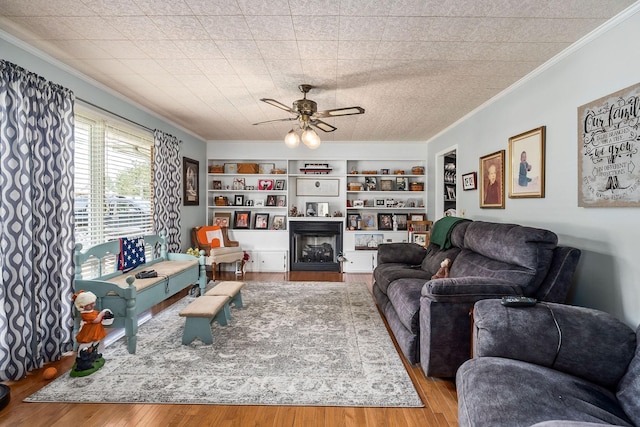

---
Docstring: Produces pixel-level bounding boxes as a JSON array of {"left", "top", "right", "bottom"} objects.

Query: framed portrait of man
[{"left": 479, "top": 150, "right": 505, "bottom": 209}]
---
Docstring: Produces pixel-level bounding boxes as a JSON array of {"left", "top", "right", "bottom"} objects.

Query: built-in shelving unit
[
  {"left": 443, "top": 153, "right": 456, "bottom": 215},
  {"left": 205, "top": 158, "right": 427, "bottom": 273}
]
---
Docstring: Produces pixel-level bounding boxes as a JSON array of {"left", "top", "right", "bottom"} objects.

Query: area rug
[{"left": 25, "top": 281, "right": 423, "bottom": 407}]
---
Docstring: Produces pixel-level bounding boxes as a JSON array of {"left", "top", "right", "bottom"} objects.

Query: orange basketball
[{"left": 43, "top": 367, "right": 57, "bottom": 380}]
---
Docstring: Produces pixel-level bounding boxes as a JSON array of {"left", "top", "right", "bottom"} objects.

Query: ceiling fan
[{"left": 253, "top": 84, "right": 365, "bottom": 134}]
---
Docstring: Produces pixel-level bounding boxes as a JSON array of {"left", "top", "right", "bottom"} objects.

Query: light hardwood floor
[{"left": 0, "top": 272, "right": 458, "bottom": 427}]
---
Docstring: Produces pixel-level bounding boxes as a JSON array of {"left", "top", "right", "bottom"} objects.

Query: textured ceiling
[{"left": 0, "top": 0, "right": 635, "bottom": 142}]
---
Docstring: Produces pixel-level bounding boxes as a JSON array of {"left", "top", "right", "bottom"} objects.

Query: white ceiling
[{"left": 0, "top": 0, "right": 635, "bottom": 142}]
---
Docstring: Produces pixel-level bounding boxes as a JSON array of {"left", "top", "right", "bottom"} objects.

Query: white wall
[
  {"left": 426, "top": 7, "right": 640, "bottom": 327},
  {"left": 1, "top": 32, "right": 208, "bottom": 248}
]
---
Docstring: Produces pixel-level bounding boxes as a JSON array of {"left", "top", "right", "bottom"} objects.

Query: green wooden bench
[
  {"left": 204, "top": 281, "right": 245, "bottom": 310},
  {"left": 179, "top": 295, "right": 230, "bottom": 345}
]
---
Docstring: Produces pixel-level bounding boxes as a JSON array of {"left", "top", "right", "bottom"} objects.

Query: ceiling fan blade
[
  {"left": 260, "top": 98, "right": 296, "bottom": 114},
  {"left": 253, "top": 117, "right": 298, "bottom": 126},
  {"left": 310, "top": 119, "right": 337, "bottom": 133},
  {"left": 314, "top": 106, "right": 365, "bottom": 118}
]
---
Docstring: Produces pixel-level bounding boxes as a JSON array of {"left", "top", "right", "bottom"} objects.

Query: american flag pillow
[{"left": 118, "top": 236, "right": 146, "bottom": 272}]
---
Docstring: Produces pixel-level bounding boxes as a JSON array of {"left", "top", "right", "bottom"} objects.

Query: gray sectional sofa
[
  {"left": 457, "top": 299, "right": 639, "bottom": 427},
  {"left": 372, "top": 218, "right": 581, "bottom": 377}
]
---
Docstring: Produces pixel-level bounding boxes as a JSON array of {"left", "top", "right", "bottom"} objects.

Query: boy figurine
[{"left": 71, "top": 290, "right": 113, "bottom": 377}]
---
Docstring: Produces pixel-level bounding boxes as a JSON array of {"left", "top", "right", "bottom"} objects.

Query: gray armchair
[{"left": 457, "top": 299, "right": 639, "bottom": 427}]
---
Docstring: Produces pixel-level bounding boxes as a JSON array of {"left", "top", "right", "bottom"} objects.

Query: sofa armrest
[
  {"left": 472, "top": 299, "right": 637, "bottom": 389},
  {"left": 421, "top": 277, "right": 523, "bottom": 303},
  {"left": 377, "top": 242, "right": 427, "bottom": 265}
]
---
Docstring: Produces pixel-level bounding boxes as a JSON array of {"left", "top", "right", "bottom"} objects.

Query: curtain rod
[{"left": 76, "top": 97, "right": 154, "bottom": 133}]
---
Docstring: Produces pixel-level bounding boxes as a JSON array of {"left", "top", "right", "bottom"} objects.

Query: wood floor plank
[{"left": 0, "top": 272, "right": 458, "bottom": 427}]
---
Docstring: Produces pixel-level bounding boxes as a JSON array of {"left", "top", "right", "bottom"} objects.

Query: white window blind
[{"left": 74, "top": 109, "right": 154, "bottom": 275}]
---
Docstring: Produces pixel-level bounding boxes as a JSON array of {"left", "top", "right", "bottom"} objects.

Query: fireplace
[{"left": 289, "top": 220, "right": 343, "bottom": 271}]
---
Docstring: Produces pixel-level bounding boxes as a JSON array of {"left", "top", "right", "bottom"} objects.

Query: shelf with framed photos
[
  {"left": 206, "top": 157, "right": 428, "bottom": 272},
  {"left": 206, "top": 159, "right": 289, "bottom": 230}
]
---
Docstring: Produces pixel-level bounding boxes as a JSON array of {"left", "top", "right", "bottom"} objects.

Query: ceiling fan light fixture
[
  {"left": 284, "top": 129, "right": 300, "bottom": 148},
  {"left": 301, "top": 127, "right": 321, "bottom": 149}
]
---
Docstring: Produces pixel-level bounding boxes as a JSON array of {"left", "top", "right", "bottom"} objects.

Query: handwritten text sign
[{"left": 578, "top": 83, "right": 640, "bottom": 207}]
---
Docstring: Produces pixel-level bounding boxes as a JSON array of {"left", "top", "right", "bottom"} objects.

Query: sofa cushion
[
  {"left": 450, "top": 222, "right": 557, "bottom": 293},
  {"left": 617, "top": 326, "right": 640, "bottom": 426},
  {"left": 420, "top": 245, "right": 461, "bottom": 276},
  {"left": 106, "top": 259, "right": 199, "bottom": 292},
  {"left": 387, "top": 278, "right": 425, "bottom": 334},
  {"left": 457, "top": 357, "right": 635, "bottom": 427},
  {"left": 373, "top": 263, "right": 432, "bottom": 295}
]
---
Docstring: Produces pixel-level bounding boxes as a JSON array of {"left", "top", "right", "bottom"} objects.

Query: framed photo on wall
[
  {"left": 183, "top": 157, "right": 199, "bottom": 206},
  {"left": 479, "top": 150, "right": 505, "bottom": 209},
  {"left": 462, "top": 172, "right": 477, "bottom": 190},
  {"left": 509, "top": 126, "right": 546, "bottom": 198}
]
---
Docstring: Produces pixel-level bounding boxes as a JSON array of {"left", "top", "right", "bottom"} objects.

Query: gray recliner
[{"left": 457, "top": 299, "right": 639, "bottom": 427}]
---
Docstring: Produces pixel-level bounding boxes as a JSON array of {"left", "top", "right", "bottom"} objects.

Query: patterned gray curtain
[
  {"left": 0, "top": 60, "right": 75, "bottom": 381},
  {"left": 153, "top": 130, "right": 182, "bottom": 252}
]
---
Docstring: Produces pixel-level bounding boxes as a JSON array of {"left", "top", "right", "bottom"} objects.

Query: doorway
[{"left": 434, "top": 146, "right": 457, "bottom": 220}]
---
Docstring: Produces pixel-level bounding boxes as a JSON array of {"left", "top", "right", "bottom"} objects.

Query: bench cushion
[
  {"left": 179, "top": 295, "right": 229, "bottom": 317},
  {"left": 205, "top": 281, "right": 245, "bottom": 297},
  {"left": 105, "top": 259, "right": 198, "bottom": 292}
]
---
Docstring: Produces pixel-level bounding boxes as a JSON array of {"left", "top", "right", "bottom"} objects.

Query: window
[{"left": 74, "top": 108, "right": 154, "bottom": 257}]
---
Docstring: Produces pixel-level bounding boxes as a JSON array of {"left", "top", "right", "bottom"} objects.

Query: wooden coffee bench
[
  {"left": 205, "top": 281, "right": 246, "bottom": 310},
  {"left": 179, "top": 295, "right": 230, "bottom": 345}
]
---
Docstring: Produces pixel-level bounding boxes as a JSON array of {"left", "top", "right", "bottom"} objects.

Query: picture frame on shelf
[
  {"left": 258, "top": 179, "right": 274, "bottom": 190},
  {"left": 254, "top": 213, "right": 269, "bottom": 229},
  {"left": 378, "top": 213, "right": 393, "bottom": 230},
  {"left": 258, "top": 163, "right": 275, "bottom": 174},
  {"left": 317, "top": 202, "right": 329, "bottom": 217},
  {"left": 462, "top": 172, "right": 477, "bottom": 190},
  {"left": 266, "top": 194, "right": 277, "bottom": 206},
  {"left": 446, "top": 185, "right": 456, "bottom": 200},
  {"left": 305, "top": 202, "right": 318, "bottom": 217},
  {"left": 224, "top": 163, "right": 237, "bottom": 174},
  {"left": 353, "top": 199, "right": 364, "bottom": 208},
  {"left": 254, "top": 199, "right": 264, "bottom": 207},
  {"left": 212, "top": 180, "right": 222, "bottom": 190},
  {"left": 410, "top": 213, "right": 426, "bottom": 221},
  {"left": 396, "top": 177, "right": 408, "bottom": 191},
  {"left": 276, "top": 195, "right": 286, "bottom": 207},
  {"left": 245, "top": 200, "right": 254, "bottom": 206},
  {"left": 234, "top": 194, "right": 244, "bottom": 206},
  {"left": 365, "top": 176, "right": 377, "bottom": 191},
  {"left": 480, "top": 150, "right": 505, "bottom": 209},
  {"left": 272, "top": 215, "right": 286, "bottom": 230},
  {"left": 347, "top": 214, "right": 361, "bottom": 230},
  {"left": 355, "top": 233, "right": 383, "bottom": 250},
  {"left": 381, "top": 168, "right": 390, "bottom": 175},
  {"left": 375, "top": 199, "right": 385, "bottom": 207},
  {"left": 508, "top": 126, "right": 545, "bottom": 199},
  {"left": 233, "top": 211, "right": 250, "bottom": 229},
  {"left": 360, "top": 212, "right": 377, "bottom": 230},
  {"left": 213, "top": 212, "right": 232, "bottom": 227},
  {"left": 275, "top": 179, "right": 286, "bottom": 190},
  {"left": 411, "top": 232, "right": 429, "bottom": 246},
  {"left": 395, "top": 213, "right": 408, "bottom": 230},
  {"left": 183, "top": 157, "right": 199, "bottom": 206},
  {"left": 380, "top": 179, "right": 393, "bottom": 191},
  {"left": 233, "top": 178, "right": 245, "bottom": 190}
]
